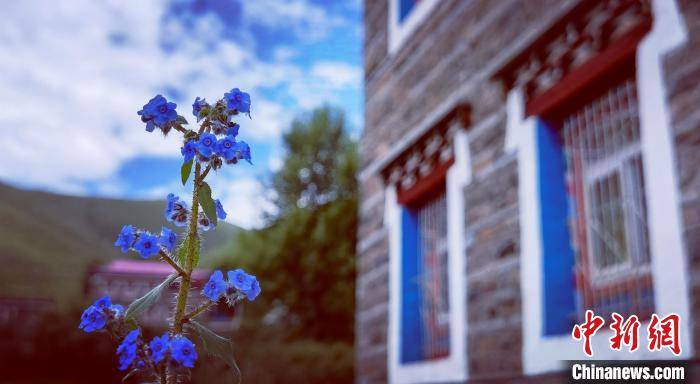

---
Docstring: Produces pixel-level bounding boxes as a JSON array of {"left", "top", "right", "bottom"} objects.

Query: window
[
  {"left": 384, "top": 114, "right": 470, "bottom": 382},
  {"left": 400, "top": 186, "right": 450, "bottom": 363},
  {"left": 388, "top": 0, "right": 439, "bottom": 54},
  {"left": 502, "top": 0, "right": 691, "bottom": 373},
  {"left": 562, "top": 77, "right": 654, "bottom": 321},
  {"left": 398, "top": 0, "right": 419, "bottom": 22}
]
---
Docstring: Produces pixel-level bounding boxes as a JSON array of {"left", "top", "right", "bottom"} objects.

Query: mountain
[{"left": 0, "top": 182, "right": 239, "bottom": 309}]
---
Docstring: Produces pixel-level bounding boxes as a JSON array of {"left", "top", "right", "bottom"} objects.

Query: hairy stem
[
  {"left": 183, "top": 301, "right": 215, "bottom": 323},
  {"left": 159, "top": 250, "right": 187, "bottom": 277},
  {"left": 199, "top": 164, "right": 212, "bottom": 181},
  {"left": 167, "top": 162, "right": 201, "bottom": 384}
]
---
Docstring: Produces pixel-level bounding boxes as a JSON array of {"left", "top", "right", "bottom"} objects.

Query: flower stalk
[
  {"left": 80, "top": 89, "right": 258, "bottom": 384},
  {"left": 167, "top": 163, "right": 201, "bottom": 384}
]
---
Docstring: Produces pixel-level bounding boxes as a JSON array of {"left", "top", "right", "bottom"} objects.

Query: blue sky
[{"left": 0, "top": 0, "right": 363, "bottom": 228}]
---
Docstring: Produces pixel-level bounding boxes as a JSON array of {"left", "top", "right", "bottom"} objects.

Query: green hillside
[{"left": 0, "top": 182, "right": 239, "bottom": 309}]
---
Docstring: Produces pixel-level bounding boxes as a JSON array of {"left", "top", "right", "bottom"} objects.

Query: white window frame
[
  {"left": 583, "top": 144, "right": 648, "bottom": 281},
  {"left": 385, "top": 127, "right": 470, "bottom": 383},
  {"left": 507, "top": 0, "right": 693, "bottom": 374},
  {"left": 388, "top": 0, "right": 440, "bottom": 55}
]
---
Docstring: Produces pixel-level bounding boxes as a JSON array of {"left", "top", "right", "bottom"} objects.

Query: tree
[
  {"left": 271, "top": 106, "right": 357, "bottom": 216},
  {"left": 218, "top": 105, "right": 358, "bottom": 342}
]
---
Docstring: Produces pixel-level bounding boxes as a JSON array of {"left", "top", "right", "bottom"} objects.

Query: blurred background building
[
  {"left": 356, "top": 0, "right": 699, "bottom": 383},
  {"left": 86, "top": 260, "right": 233, "bottom": 332}
]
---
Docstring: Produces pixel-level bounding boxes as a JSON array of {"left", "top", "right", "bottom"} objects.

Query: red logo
[
  {"left": 609, "top": 313, "right": 640, "bottom": 352},
  {"left": 648, "top": 313, "right": 681, "bottom": 356},
  {"left": 572, "top": 310, "right": 605, "bottom": 357},
  {"left": 572, "top": 311, "right": 682, "bottom": 357}
]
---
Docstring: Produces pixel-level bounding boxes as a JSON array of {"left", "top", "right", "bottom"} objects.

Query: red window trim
[
  {"left": 397, "top": 158, "right": 453, "bottom": 207},
  {"left": 525, "top": 20, "right": 651, "bottom": 118}
]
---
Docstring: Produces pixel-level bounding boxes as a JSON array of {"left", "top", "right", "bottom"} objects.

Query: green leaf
[
  {"left": 181, "top": 160, "right": 193, "bottom": 185},
  {"left": 177, "top": 235, "right": 200, "bottom": 267},
  {"left": 124, "top": 274, "right": 177, "bottom": 321},
  {"left": 198, "top": 182, "right": 218, "bottom": 226},
  {"left": 176, "top": 115, "right": 189, "bottom": 125},
  {"left": 188, "top": 320, "right": 241, "bottom": 383}
]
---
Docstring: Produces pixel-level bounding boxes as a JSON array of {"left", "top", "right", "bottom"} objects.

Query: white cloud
[
  {"left": 273, "top": 46, "right": 298, "bottom": 61},
  {"left": 0, "top": 0, "right": 362, "bottom": 228},
  {"left": 241, "top": 0, "right": 346, "bottom": 41},
  {"left": 311, "top": 61, "right": 363, "bottom": 88},
  {"left": 0, "top": 0, "right": 300, "bottom": 192},
  {"left": 211, "top": 176, "right": 273, "bottom": 229}
]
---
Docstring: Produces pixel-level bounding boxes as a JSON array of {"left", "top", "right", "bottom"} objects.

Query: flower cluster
[
  {"left": 137, "top": 95, "right": 178, "bottom": 133},
  {"left": 164, "top": 193, "right": 227, "bottom": 232},
  {"left": 115, "top": 330, "right": 198, "bottom": 371},
  {"left": 203, "top": 268, "right": 261, "bottom": 302},
  {"left": 114, "top": 225, "right": 178, "bottom": 258},
  {"left": 79, "top": 296, "right": 124, "bottom": 333},
  {"left": 179, "top": 89, "right": 253, "bottom": 170},
  {"left": 117, "top": 329, "right": 141, "bottom": 371},
  {"left": 148, "top": 333, "right": 198, "bottom": 368}
]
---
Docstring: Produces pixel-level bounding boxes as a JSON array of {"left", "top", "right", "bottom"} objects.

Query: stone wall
[
  {"left": 358, "top": 1, "right": 573, "bottom": 382},
  {"left": 357, "top": 0, "right": 700, "bottom": 383},
  {"left": 664, "top": 0, "right": 700, "bottom": 356}
]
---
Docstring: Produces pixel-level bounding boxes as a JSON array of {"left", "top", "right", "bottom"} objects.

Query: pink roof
[{"left": 96, "top": 259, "right": 210, "bottom": 281}]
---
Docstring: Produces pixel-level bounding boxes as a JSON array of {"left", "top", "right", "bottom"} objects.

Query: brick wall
[
  {"left": 357, "top": 0, "right": 700, "bottom": 383},
  {"left": 664, "top": 0, "right": 700, "bottom": 356},
  {"left": 358, "top": 1, "right": 573, "bottom": 382}
]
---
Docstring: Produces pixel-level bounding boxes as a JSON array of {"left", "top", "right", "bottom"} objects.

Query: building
[
  {"left": 356, "top": 0, "right": 699, "bottom": 382},
  {"left": 86, "top": 260, "right": 233, "bottom": 333}
]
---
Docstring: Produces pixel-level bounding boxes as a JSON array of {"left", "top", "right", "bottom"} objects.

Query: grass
[{"left": 0, "top": 182, "right": 239, "bottom": 310}]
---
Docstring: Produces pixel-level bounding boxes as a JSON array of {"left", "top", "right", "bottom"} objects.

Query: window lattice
[
  {"left": 562, "top": 77, "right": 654, "bottom": 321},
  {"left": 415, "top": 190, "right": 450, "bottom": 359}
]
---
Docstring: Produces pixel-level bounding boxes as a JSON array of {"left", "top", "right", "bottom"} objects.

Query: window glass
[
  {"left": 399, "top": 0, "right": 418, "bottom": 23},
  {"left": 401, "top": 188, "right": 450, "bottom": 362},
  {"left": 561, "top": 77, "right": 654, "bottom": 320}
]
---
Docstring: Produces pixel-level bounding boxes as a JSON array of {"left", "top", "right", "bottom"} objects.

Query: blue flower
[
  {"left": 228, "top": 269, "right": 254, "bottom": 292},
  {"left": 134, "top": 233, "right": 159, "bottom": 259},
  {"left": 158, "top": 227, "right": 177, "bottom": 252},
  {"left": 117, "top": 329, "right": 140, "bottom": 371},
  {"left": 86, "top": 296, "right": 124, "bottom": 318},
  {"left": 170, "top": 336, "right": 198, "bottom": 368},
  {"left": 226, "top": 122, "right": 239, "bottom": 138},
  {"left": 215, "top": 199, "right": 227, "bottom": 220},
  {"left": 165, "top": 194, "right": 190, "bottom": 227},
  {"left": 93, "top": 296, "right": 111, "bottom": 310},
  {"left": 123, "top": 328, "right": 140, "bottom": 344},
  {"left": 223, "top": 88, "right": 251, "bottom": 115},
  {"left": 181, "top": 140, "right": 197, "bottom": 163},
  {"left": 192, "top": 97, "right": 209, "bottom": 120},
  {"left": 203, "top": 270, "right": 227, "bottom": 301},
  {"left": 232, "top": 141, "right": 252, "bottom": 164},
  {"left": 227, "top": 269, "right": 261, "bottom": 301},
  {"left": 245, "top": 276, "right": 261, "bottom": 301},
  {"left": 111, "top": 304, "right": 124, "bottom": 316},
  {"left": 149, "top": 333, "right": 170, "bottom": 364},
  {"left": 79, "top": 305, "right": 106, "bottom": 333},
  {"left": 165, "top": 193, "right": 179, "bottom": 213},
  {"left": 215, "top": 135, "right": 237, "bottom": 160},
  {"left": 114, "top": 225, "right": 136, "bottom": 253},
  {"left": 211, "top": 120, "right": 227, "bottom": 136},
  {"left": 196, "top": 133, "right": 217, "bottom": 158},
  {"left": 137, "top": 107, "right": 156, "bottom": 132},
  {"left": 197, "top": 212, "right": 214, "bottom": 232},
  {"left": 138, "top": 95, "right": 177, "bottom": 130}
]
